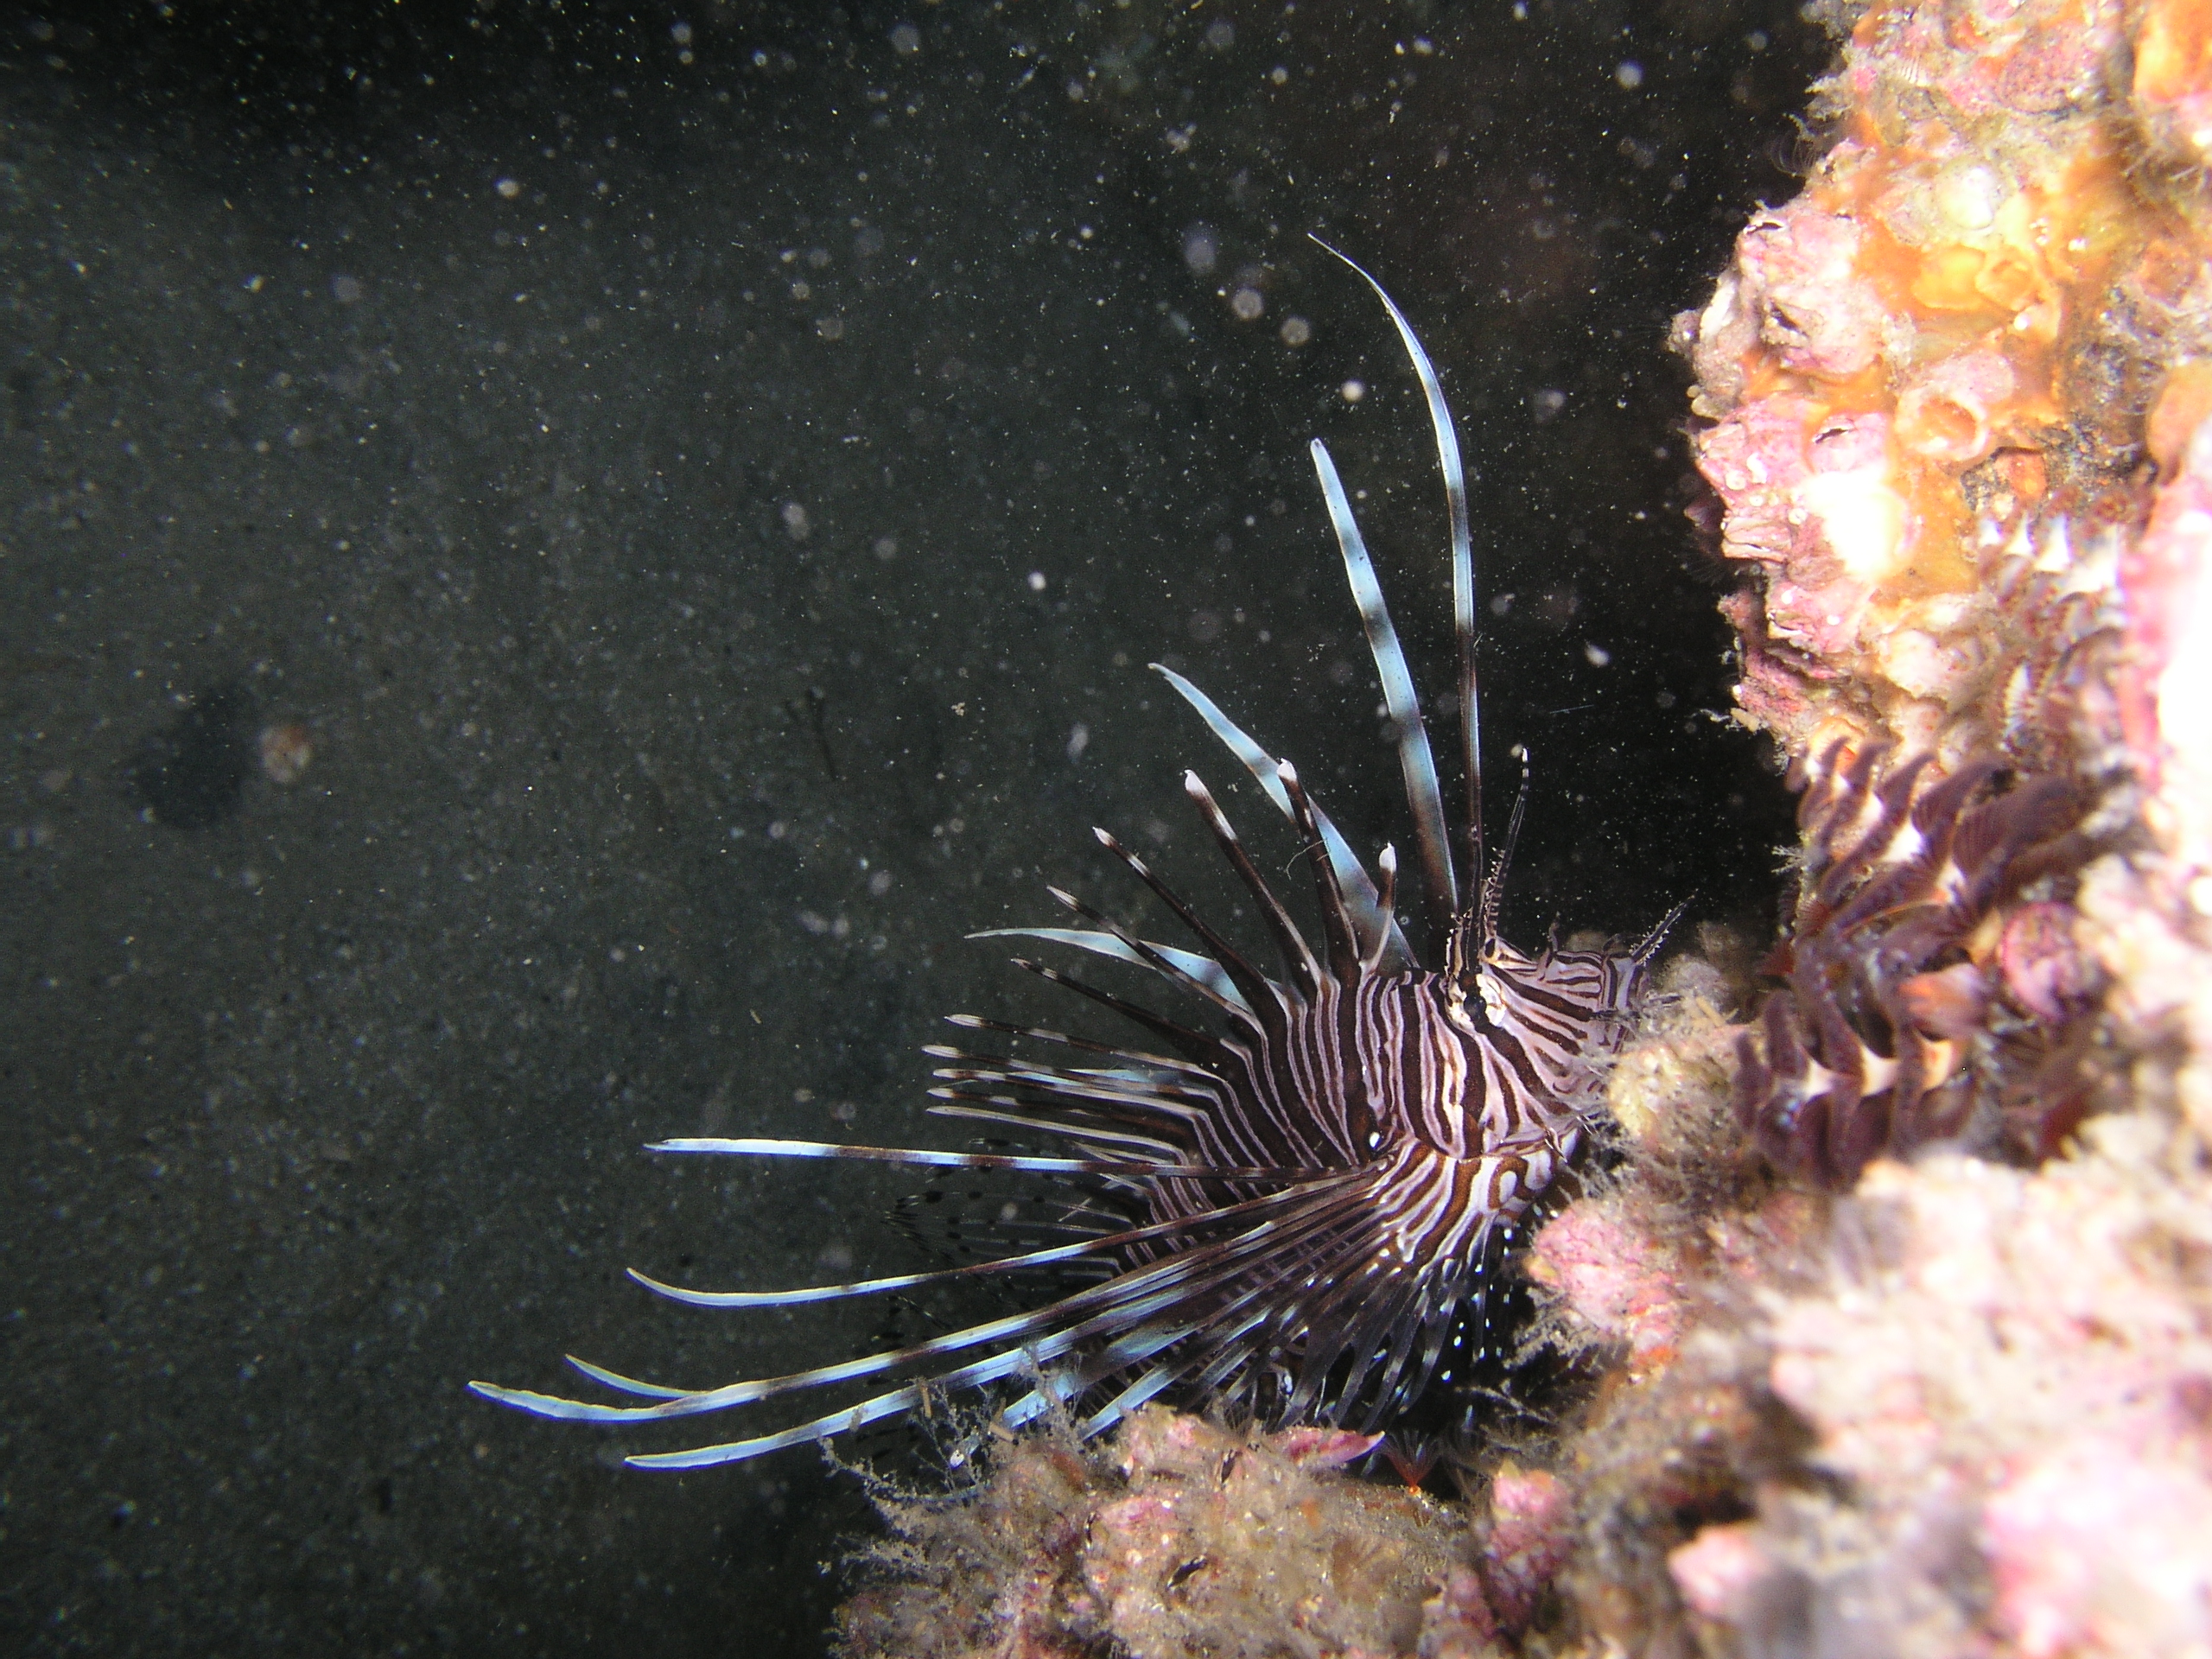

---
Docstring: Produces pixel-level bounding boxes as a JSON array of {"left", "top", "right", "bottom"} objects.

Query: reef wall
[
  {"left": 832, "top": 0, "right": 2212, "bottom": 1653},
  {"left": 1547, "top": 0, "right": 2212, "bottom": 1650}
]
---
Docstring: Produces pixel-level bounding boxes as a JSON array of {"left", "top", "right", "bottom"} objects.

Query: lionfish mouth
[{"left": 471, "top": 240, "right": 1680, "bottom": 1471}]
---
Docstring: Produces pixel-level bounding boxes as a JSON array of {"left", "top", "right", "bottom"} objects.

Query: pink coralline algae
[
  {"left": 1734, "top": 203, "right": 1888, "bottom": 382},
  {"left": 1523, "top": 1197, "right": 1686, "bottom": 1373},
  {"left": 1476, "top": 1467, "right": 1570, "bottom": 1637},
  {"left": 1733, "top": 1138, "right": 2212, "bottom": 1658}
]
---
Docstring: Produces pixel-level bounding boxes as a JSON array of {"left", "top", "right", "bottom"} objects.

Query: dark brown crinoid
[{"left": 1732, "top": 739, "right": 2104, "bottom": 1187}]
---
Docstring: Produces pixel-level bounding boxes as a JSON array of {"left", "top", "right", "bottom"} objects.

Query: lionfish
[{"left": 472, "top": 244, "right": 1677, "bottom": 1471}]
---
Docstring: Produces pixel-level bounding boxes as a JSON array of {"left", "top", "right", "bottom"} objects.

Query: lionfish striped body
[{"left": 473, "top": 245, "right": 1675, "bottom": 1471}]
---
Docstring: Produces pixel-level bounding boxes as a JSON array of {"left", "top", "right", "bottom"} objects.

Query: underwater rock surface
[
  {"left": 839, "top": 1, "right": 2212, "bottom": 1654},
  {"left": 1556, "top": 0, "right": 2212, "bottom": 1652}
]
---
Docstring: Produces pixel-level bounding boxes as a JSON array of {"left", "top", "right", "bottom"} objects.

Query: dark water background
[{"left": 2, "top": 3, "right": 1822, "bottom": 1652}]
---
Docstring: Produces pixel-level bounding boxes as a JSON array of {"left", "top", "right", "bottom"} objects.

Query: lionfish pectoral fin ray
[
  {"left": 940, "top": 1012, "right": 1220, "bottom": 1080},
  {"left": 1309, "top": 436, "right": 1458, "bottom": 950},
  {"left": 968, "top": 926, "right": 1255, "bottom": 1015},
  {"left": 1044, "top": 1321, "right": 1205, "bottom": 1437},
  {"left": 1311, "top": 234, "right": 1484, "bottom": 920},
  {"left": 1150, "top": 663, "right": 1412, "bottom": 971},
  {"left": 925, "top": 1066, "right": 1215, "bottom": 1126},
  {"left": 621, "top": 1182, "right": 1338, "bottom": 1310},
  {"left": 569, "top": 1357, "right": 691, "bottom": 1400},
  {"left": 624, "top": 1387, "right": 934, "bottom": 1471},
  {"left": 639, "top": 1136, "right": 1317, "bottom": 1181},
  {"left": 1091, "top": 826, "right": 1287, "bottom": 1018},
  {"left": 1077, "top": 1359, "right": 1198, "bottom": 1439},
  {"left": 922, "top": 1102, "right": 1193, "bottom": 1160},
  {"left": 998, "top": 1364, "right": 1087, "bottom": 1432}
]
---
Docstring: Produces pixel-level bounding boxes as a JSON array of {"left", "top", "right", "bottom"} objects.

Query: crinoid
[
  {"left": 1733, "top": 738, "right": 2099, "bottom": 1187},
  {"left": 470, "top": 244, "right": 1681, "bottom": 1471}
]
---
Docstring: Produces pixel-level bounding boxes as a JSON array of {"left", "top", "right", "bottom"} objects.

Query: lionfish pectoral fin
[
  {"left": 621, "top": 1187, "right": 1308, "bottom": 1311},
  {"left": 621, "top": 1324, "right": 1114, "bottom": 1470},
  {"left": 968, "top": 925, "right": 1255, "bottom": 1015},
  {"left": 607, "top": 1183, "right": 1362, "bottom": 1466}
]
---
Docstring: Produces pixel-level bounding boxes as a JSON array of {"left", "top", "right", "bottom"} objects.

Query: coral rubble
[
  {"left": 833, "top": 1408, "right": 1569, "bottom": 1659},
  {"left": 834, "top": 2, "right": 2212, "bottom": 1654}
]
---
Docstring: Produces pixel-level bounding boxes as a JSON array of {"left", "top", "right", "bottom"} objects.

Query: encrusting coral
[{"left": 832, "top": 1, "right": 2212, "bottom": 1653}]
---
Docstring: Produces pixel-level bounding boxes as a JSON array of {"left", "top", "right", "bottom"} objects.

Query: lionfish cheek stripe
[{"left": 470, "top": 245, "right": 1675, "bottom": 1467}]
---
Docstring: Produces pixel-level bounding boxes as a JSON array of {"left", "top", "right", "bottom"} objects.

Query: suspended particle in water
[{"left": 258, "top": 723, "right": 315, "bottom": 785}]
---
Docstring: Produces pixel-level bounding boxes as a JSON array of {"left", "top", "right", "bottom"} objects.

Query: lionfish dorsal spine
[
  {"left": 1306, "top": 432, "right": 1459, "bottom": 951},
  {"left": 1148, "top": 663, "right": 1411, "bottom": 972},
  {"left": 1310, "top": 234, "right": 1485, "bottom": 951}
]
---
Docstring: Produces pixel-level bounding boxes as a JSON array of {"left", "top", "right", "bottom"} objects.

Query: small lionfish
[{"left": 472, "top": 243, "right": 1677, "bottom": 1471}]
